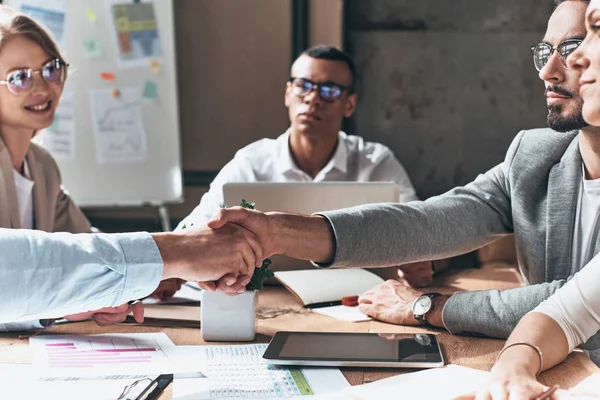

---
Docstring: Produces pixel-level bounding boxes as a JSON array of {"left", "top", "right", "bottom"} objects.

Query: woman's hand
[{"left": 469, "top": 366, "right": 551, "bottom": 400}]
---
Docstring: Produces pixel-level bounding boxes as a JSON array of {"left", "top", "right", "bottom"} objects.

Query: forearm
[
  {"left": 0, "top": 230, "right": 162, "bottom": 323},
  {"left": 442, "top": 281, "right": 566, "bottom": 338},
  {"left": 496, "top": 312, "right": 569, "bottom": 375},
  {"left": 317, "top": 183, "right": 512, "bottom": 268},
  {"left": 268, "top": 213, "right": 336, "bottom": 264}
]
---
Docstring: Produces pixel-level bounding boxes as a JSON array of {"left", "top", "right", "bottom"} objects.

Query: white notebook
[{"left": 274, "top": 268, "right": 384, "bottom": 307}]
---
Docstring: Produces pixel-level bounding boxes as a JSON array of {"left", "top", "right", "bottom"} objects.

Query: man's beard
[
  {"left": 547, "top": 103, "right": 588, "bottom": 132},
  {"left": 545, "top": 85, "right": 588, "bottom": 132}
]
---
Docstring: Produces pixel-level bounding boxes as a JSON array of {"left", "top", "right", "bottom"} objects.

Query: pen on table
[
  {"left": 534, "top": 384, "right": 560, "bottom": 400},
  {"left": 306, "top": 296, "right": 360, "bottom": 309},
  {"left": 305, "top": 300, "right": 342, "bottom": 309},
  {"left": 137, "top": 373, "right": 173, "bottom": 400}
]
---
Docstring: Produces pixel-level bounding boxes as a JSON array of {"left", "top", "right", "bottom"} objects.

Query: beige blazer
[{"left": 0, "top": 137, "right": 91, "bottom": 233}]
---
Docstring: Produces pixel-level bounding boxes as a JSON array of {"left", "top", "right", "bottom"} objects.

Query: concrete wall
[{"left": 345, "top": 0, "right": 554, "bottom": 198}]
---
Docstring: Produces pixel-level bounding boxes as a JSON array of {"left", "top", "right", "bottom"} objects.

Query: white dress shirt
[
  {"left": 13, "top": 161, "right": 34, "bottom": 230},
  {"left": 0, "top": 229, "right": 162, "bottom": 324},
  {"left": 178, "top": 130, "right": 418, "bottom": 228}
]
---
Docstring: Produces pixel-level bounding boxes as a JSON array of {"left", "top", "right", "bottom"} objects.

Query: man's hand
[
  {"left": 149, "top": 278, "right": 186, "bottom": 300},
  {"left": 207, "top": 207, "right": 276, "bottom": 256},
  {"left": 154, "top": 224, "right": 262, "bottom": 290},
  {"left": 64, "top": 302, "right": 144, "bottom": 325},
  {"left": 358, "top": 280, "right": 424, "bottom": 325},
  {"left": 208, "top": 207, "right": 335, "bottom": 264},
  {"left": 397, "top": 261, "right": 435, "bottom": 287},
  {"left": 358, "top": 280, "right": 448, "bottom": 327}
]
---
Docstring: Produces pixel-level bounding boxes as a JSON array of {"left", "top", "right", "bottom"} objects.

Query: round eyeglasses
[
  {"left": 289, "top": 77, "right": 353, "bottom": 103},
  {"left": 0, "top": 58, "right": 69, "bottom": 96},
  {"left": 531, "top": 39, "right": 582, "bottom": 71}
]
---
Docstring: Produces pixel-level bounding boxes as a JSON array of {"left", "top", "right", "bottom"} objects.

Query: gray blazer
[{"left": 321, "top": 128, "right": 600, "bottom": 358}]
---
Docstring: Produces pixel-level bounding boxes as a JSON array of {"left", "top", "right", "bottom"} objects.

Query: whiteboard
[{"left": 7, "top": 0, "right": 182, "bottom": 206}]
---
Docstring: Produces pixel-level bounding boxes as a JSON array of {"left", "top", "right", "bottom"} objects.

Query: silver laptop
[{"left": 222, "top": 182, "right": 400, "bottom": 273}]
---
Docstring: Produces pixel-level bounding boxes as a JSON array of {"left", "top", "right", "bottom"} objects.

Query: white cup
[{"left": 201, "top": 290, "right": 257, "bottom": 341}]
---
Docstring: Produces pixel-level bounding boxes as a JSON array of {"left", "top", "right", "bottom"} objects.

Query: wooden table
[{"left": 0, "top": 262, "right": 597, "bottom": 398}]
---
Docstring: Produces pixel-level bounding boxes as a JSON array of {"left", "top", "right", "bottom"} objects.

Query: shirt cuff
[
  {"left": 117, "top": 232, "right": 164, "bottom": 302},
  {"left": 0, "top": 320, "right": 44, "bottom": 331}
]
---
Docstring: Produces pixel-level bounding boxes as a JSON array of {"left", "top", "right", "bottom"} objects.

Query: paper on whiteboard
[
  {"left": 90, "top": 88, "right": 148, "bottom": 164},
  {"left": 107, "top": 0, "right": 163, "bottom": 68},
  {"left": 18, "top": 0, "right": 67, "bottom": 47},
  {"left": 36, "top": 91, "right": 76, "bottom": 160}
]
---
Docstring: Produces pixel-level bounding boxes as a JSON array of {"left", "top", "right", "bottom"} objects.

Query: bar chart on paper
[{"left": 30, "top": 333, "right": 178, "bottom": 378}]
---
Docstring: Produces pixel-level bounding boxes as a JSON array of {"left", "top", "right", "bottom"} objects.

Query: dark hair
[
  {"left": 553, "top": 0, "right": 590, "bottom": 10},
  {"left": 299, "top": 44, "right": 357, "bottom": 91}
]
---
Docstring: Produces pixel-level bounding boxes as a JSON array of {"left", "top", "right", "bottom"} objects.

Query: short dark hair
[
  {"left": 299, "top": 44, "right": 357, "bottom": 90},
  {"left": 553, "top": 0, "right": 590, "bottom": 10}
]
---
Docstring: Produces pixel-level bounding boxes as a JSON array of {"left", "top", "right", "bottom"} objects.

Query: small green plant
[{"left": 181, "top": 199, "right": 273, "bottom": 290}]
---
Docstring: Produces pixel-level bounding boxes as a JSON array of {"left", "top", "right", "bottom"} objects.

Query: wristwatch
[{"left": 412, "top": 293, "right": 442, "bottom": 326}]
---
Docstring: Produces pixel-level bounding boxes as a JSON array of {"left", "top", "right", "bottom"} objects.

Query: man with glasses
[
  {"left": 178, "top": 45, "right": 443, "bottom": 283},
  {"left": 208, "top": 0, "right": 600, "bottom": 364}
]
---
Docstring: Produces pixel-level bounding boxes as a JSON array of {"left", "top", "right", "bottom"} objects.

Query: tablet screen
[{"left": 265, "top": 332, "right": 442, "bottom": 363}]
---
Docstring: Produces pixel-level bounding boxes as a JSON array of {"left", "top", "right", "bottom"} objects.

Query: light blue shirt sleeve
[
  {"left": 0, "top": 320, "right": 44, "bottom": 331},
  {"left": 0, "top": 229, "right": 163, "bottom": 324}
]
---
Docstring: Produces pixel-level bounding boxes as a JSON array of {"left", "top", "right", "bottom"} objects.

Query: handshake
[
  {"left": 70, "top": 206, "right": 335, "bottom": 327},
  {"left": 156, "top": 206, "right": 289, "bottom": 295}
]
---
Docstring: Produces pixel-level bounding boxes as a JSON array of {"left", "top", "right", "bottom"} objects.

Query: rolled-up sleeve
[
  {"left": 0, "top": 229, "right": 163, "bottom": 323},
  {"left": 532, "top": 253, "right": 600, "bottom": 352}
]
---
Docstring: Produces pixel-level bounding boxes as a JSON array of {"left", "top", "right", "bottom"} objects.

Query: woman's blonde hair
[{"left": 0, "top": 5, "right": 64, "bottom": 61}]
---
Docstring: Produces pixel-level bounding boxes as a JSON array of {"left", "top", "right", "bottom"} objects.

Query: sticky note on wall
[
  {"left": 149, "top": 59, "right": 160, "bottom": 73},
  {"left": 82, "top": 36, "right": 103, "bottom": 59},
  {"left": 85, "top": 8, "right": 97, "bottom": 22},
  {"left": 101, "top": 72, "right": 116, "bottom": 81},
  {"left": 143, "top": 81, "right": 158, "bottom": 100}
]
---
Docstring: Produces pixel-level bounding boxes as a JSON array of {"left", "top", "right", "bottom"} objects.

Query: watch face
[{"left": 412, "top": 295, "right": 432, "bottom": 315}]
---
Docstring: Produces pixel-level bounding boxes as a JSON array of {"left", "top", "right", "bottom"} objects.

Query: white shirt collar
[{"left": 275, "top": 128, "right": 348, "bottom": 177}]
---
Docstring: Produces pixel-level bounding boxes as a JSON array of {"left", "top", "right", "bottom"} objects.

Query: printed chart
[{"left": 30, "top": 333, "right": 177, "bottom": 378}]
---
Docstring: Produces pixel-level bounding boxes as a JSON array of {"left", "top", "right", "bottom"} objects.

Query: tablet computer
[{"left": 262, "top": 332, "right": 444, "bottom": 368}]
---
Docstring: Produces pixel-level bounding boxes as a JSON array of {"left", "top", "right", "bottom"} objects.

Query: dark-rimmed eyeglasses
[
  {"left": 288, "top": 77, "right": 353, "bottom": 103},
  {"left": 530, "top": 39, "right": 582, "bottom": 71},
  {"left": 0, "top": 58, "right": 69, "bottom": 96}
]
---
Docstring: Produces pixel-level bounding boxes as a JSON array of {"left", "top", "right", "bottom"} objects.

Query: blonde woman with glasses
[{"left": 0, "top": 6, "right": 151, "bottom": 329}]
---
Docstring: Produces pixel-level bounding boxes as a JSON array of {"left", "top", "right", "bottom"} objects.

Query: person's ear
[
  {"left": 343, "top": 92, "right": 357, "bottom": 118},
  {"left": 284, "top": 81, "right": 292, "bottom": 108}
]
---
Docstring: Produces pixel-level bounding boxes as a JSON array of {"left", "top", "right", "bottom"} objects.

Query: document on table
[
  {"left": 309, "top": 365, "right": 490, "bottom": 400},
  {"left": 29, "top": 332, "right": 188, "bottom": 379},
  {"left": 172, "top": 344, "right": 349, "bottom": 399},
  {"left": 310, "top": 305, "right": 371, "bottom": 322}
]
